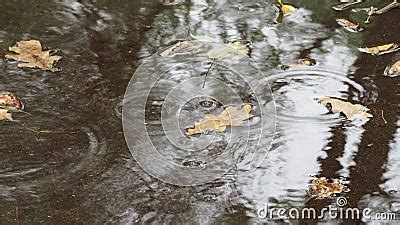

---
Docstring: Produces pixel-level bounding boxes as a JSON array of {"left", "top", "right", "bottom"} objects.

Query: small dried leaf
[
  {"left": 278, "top": 0, "right": 296, "bottom": 14},
  {"left": 0, "top": 91, "right": 23, "bottom": 110},
  {"left": 189, "top": 33, "right": 216, "bottom": 43},
  {"left": 358, "top": 43, "right": 399, "bottom": 55},
  {"left": 315, "top": 97, "right": 373, "bottom": 121},
  {"left": 186, "top": 104, "right": 253, "bottom": 136},
  {"left": 5, "top": 40, "right": 62, "bottom": 72},
  {"left": 384, "top": 60, "right": 400, "bottom": 77},
  {"left": 280, "top": 58, "right": 316, "bottom": 70},
  {"left": 309, "top": 177, "right": 344, "bottom": 198},
  {"left": 160, "top": 41, "right": 201, "bottom": 57},
  {"left": 207, "top": 41, "right": 249, "bottom": 60},
  {"left": 0, "top": 109, "right": 13, "bottom": 121},
  {"left": 336, "top": 18, "right": 363, "bottom": 33}
]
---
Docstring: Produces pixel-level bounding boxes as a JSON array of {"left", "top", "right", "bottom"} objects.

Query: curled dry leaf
[
  {"left": 336, "top": 18, "right": 363, "bottom": 33},
  {"left": 358, "top": 43, "right": 399, "bottom": 55},
  {"left": 315, "top": 97, "right": 373, "bottom": 121},
  {"left": 278, "top": 0, "right": 296, "bottom": 14},
  {"left": 190, "top": 33, "right": 216, "bottom": 43},
  {"left": 384, "top": 60, "right": 400, "bottom": 77},
  {"left": 309, "top": 176, "right": 344, "bottom": 198},
  {"left": 207, "top": 41, "right": 250, "bottom": 60},
  {"left": 0, "top": 91, "right": 23, "bottom": 110},
  {"left": 281, "top": 58, "right": 316, "bottom": 70},
  {"left": 5, "top": 40, "right": 62, "bottom": 72},
  {"left": 186, "top": 104, "right": 253, "bottom": 136},
  {"left": 160, "top": 41, "right": 202, "bottom": 57},
  {"left": 0, "top": 109, "right": 13, "bottom": 121}
]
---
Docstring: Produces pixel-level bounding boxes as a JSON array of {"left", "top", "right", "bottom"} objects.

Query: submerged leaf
[
  {"left": 0, "top": 109, "right": 13, "bottom": 121},
  {"left": 186, "top": 104, "right": 253, "bottom": 136},
  {"left": 358, "top": 43, "right": 399, "bottom": 55},
  {"left": 384, "top": 60, "right": 400, "bottom": 77},
  {"left": 309, "top": 176, "right": 344, "bottom": 198},
  {"left": 160, "top": 41, "right": 202, "bottom": 57},
  {"left": 207, "top": 41, "right": 250, "bottom": 60},
  {"left": 278, "top": 0, "right": 296, "bottom": 14},
  {"left": 336, "top": 18, "right": 363, "bottom": 33},
  {"left": 315, "top": 97, "right": 373, "bottom": 121},
  {"left": 189, "top": 33, "right": 216, "bottom": 43},
  {"left": 5, "top": 40, "right": 62, "bottom": 72}
]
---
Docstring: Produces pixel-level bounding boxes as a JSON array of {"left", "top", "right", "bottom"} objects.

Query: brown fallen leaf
[
  {"left": 186, "top": 104, "right": 253, "bottom": 136},
  {"left": 336, "top": 18, "right": 363, "bottom": 33},
  {"left": 309, "top": 176, "right": 344, "bottom": 198},
  {"left": 207, "top": 41, "right": 250, "bottom": 60},
  {"left": 384, "top": 60, "right": 400, "bottom": 77},
  {"left": 5, "top": 40, "right": 62, "bottom": 72},
  {"left": 281, "top": 58, "right": 317, "bottom": 70},
  {"left": 0, "top": 91, "right": 23, "bottom": 110},
  {"left": 160, "top": 41, "right": 202, "bottom": 57},
  {"left": 358, "top": 43, "right": 399, "bottom": 55},
  {"left": 0, "top": 109, "right": 13, "bottom": 121},
  {"left": 315, "top": 97, "right": 373, "bottom": 121}
]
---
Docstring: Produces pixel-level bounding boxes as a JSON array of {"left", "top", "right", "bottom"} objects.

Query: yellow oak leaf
[
  {"left": 309, "top": 176, "right": 344, "bottom": 198},
  {"left": 358, "top": 43, "right": 399, "bottom": 55},
  {"left": 0, "top": 109, "right": 13, "bottom": 121},
  {"left": 5, "top": 40, "right": 62, "bottom": 72},
  {"left": 336, "top": 18, "right": 363, "bottom": 33},
  {"left": 315, "top": 97, "right": 373, "bottom": 121},
  {"left": 385, "top": 60, "right": 400, "bottom": 77},
  {"left": 186, "top": 104, "right": 253, "bottom": 136}
]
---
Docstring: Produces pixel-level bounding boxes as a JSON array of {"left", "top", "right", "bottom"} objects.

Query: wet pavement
[{"left": 0, "top": 0, "right": 399, "bottom": 223}]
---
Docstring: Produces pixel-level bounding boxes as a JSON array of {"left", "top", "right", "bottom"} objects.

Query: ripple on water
[{"left": 267, "top": 69, "right": 367, "bottom": 125}]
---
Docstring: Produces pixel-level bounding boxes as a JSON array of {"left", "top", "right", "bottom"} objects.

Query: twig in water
[
  {"left": 202, "top": 59, "right": 215, "bottom": 88},
  {"left": 15, "top": 206, "right": 19, "bottom": 224},
  {"left": 26, "top": 128, "right": 77, "bottom": 134},
  {"left": 381, "top": 110, "right": 388, "bottom": 124}
]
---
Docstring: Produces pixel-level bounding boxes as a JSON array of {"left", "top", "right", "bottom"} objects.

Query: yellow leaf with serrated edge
[
  {"left": 309, "top": 176, "right": 344, "bottom": 198},
  {"left": 0, "top": 109, "right": 13, "bottom": 121},
  {"left": 315, "top": 97, "right": 373, "bottom": 121},
  {"left": 5, "top": 40, "right": 62, "bottom": 72},
  {"left": 186, "top": 104, "right": 253, "bottom": 136}
]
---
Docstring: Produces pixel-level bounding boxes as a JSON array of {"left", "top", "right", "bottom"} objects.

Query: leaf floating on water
[
  {"left": 384, "top": 60, "right": 400, "bottom": 77},
  {"left": 336, "top": 18, "right": 363, "bottom": 33},
  {"left": 358, "top": 43, "right": 399, "bottom": 56},
  {"left": 5, "top": 40, "right": 62, "bottom": 72},
  {"left": 207, "top": 41, "right": 250, "bottom": 60},
  {"left": 278, "top": 0, "right": 296, "bottom": 14},
  {"left": 309, "top": 176, "right": 344, "bottom": 198},
  {"left": 0, "top": 109, "right": 13, "bottom": 121},
  {"left": 281, "top": 58, "right": 316, "bottom": 70},
  {"left": 186, "top": 104, "right": 253, "bottom": 136},
  {"left": 159, "top": 41, "right": 202, "bottom": 57},
  {"left": 189, "top": 33, "right": 216, "bottom": 43},
  {"left": 0, "top": 91, "right": 23, "bottom": 110},
  {"left": 315, "top": 97, "right": 373, "bottom": 121}
]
